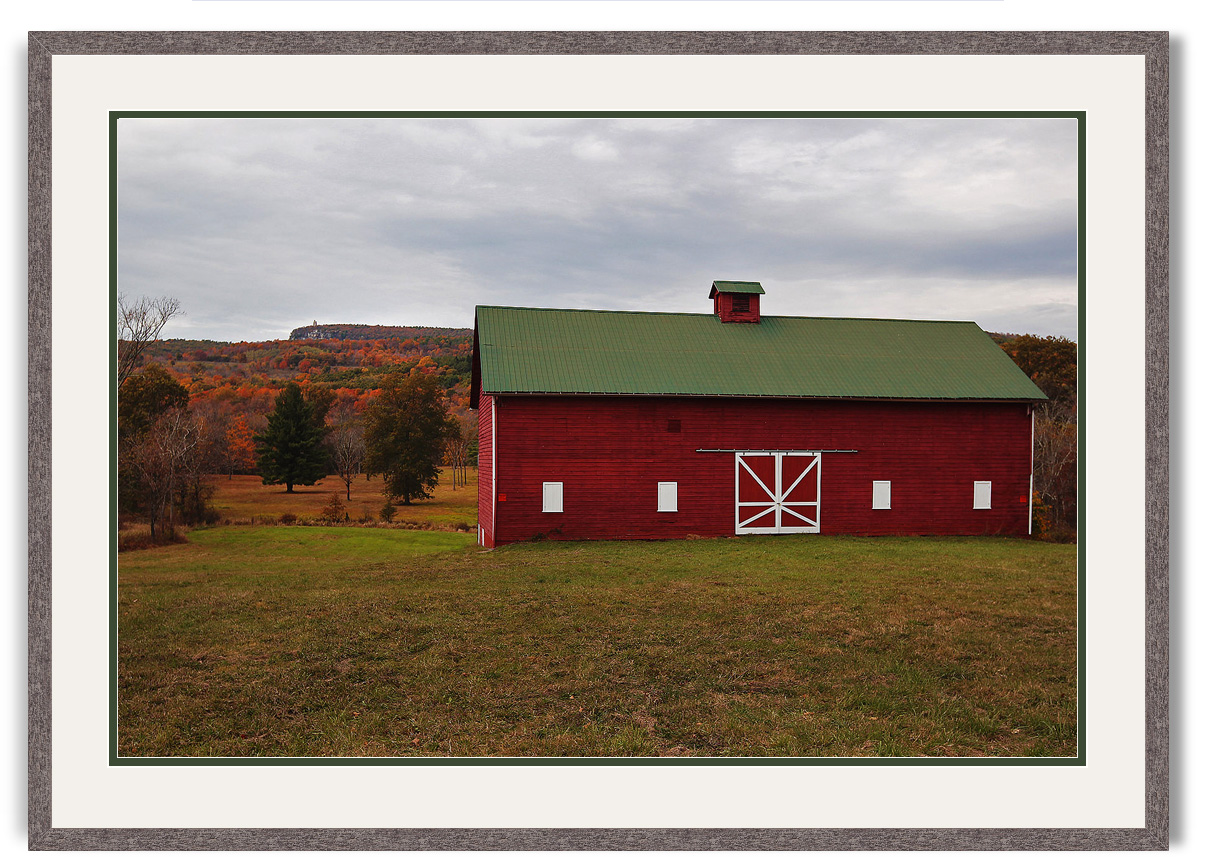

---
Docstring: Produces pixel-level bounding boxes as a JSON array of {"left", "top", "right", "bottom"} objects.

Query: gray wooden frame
[{"left": 27, "top": 30, "right": 1169, "bottom": 851}]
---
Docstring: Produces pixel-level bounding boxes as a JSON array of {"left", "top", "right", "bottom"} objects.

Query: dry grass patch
[{"left": 206, "top": 468, "right": 478, "bottom": 529}]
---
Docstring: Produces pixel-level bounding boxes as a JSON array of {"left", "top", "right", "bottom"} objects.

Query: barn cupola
[{"left": 710, "top": 280, "right": 764, "bottom": 323}]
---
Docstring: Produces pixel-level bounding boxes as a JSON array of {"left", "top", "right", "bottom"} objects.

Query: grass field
[
  {"left": 117, "top": 529, "right": 1077, "bottom": 758},
  {"left": 204, "top": 468, "right": 478, "bottom": 529}
]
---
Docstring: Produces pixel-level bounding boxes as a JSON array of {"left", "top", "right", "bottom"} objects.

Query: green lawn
[{"left": 117, "top": 529, "right": 1077, "bottom": 758}]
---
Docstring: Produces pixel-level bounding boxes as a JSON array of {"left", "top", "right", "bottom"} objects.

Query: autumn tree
[
  {"left": 118, "top": 363, "right": 222, "bottom": 537},
  {"left": 127, "top": 407, "right": 204, "bottom": 539},
  {"left": 1000, "top": 334, "right": 1077, "bottom": 409},
  {"left": 118, "top": 294, "right": 182, "bottom": 387},
  {"left": 364, "top": 372, "right": 456, "bottom": 505},
  {"left": 129, "top": 409, "right": 182, "bottom": 538},
  {"left": 119, "top": 363, "right": 189, "bottom": 434},
  {"left": 224, "top": 414, "right": 258, "bottom": 478},
  {"left": 170, "top": 409, "right": 217, "bottom": 527},
  {"left": 1000, "top": 334, "right": 1079, "bottom": 540},
  {"left": 254, "top": 383, "right": 330, "bottom": 493},
  {"left": 320, "top": 492, "right": 348, "bottom": 523},
  {"left": 1032, "top": 403, "right": 1078, "bottom": 535},
  {"left": 118, "top": 364, "right": 190, "bottom": 525},
  {"left": 301, "top": 382, "right": 336, "bottom": 428}
]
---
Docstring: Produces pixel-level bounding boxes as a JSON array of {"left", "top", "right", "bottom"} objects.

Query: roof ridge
[{"left": 475, "top": 305, "right": 979, "bottom": 327}]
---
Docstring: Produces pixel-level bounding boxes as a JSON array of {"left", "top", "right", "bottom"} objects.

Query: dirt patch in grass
[{"left": 117, "top": 532, "right": 1077, "bottom": 758}]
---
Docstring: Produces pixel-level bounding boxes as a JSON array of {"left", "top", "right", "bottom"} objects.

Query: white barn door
[{"left": 735, "top": 451, "right": 821, "bottom": 535}]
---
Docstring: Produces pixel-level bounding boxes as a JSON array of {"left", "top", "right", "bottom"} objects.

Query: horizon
[{"left": 142, "top": 312, "right": 1075, "bottom": 346}]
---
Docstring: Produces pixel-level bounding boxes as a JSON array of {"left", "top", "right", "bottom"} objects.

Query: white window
[
  {"left": 542, "top": 482, "right": 564, "bottom": 513},
  {"left": 973, "top": 481, "right": 992, "bottom": 510},
  {"left": 657, "top": 482, "right": 678, "bottom": 512},
  {"left": 872, "top": 480, "right": 891, "bottom": 510}
]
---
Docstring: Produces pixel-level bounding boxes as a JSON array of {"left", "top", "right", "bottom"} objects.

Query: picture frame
[{"left": 27, "top": 30, "right": 1169, "bottom": 851}]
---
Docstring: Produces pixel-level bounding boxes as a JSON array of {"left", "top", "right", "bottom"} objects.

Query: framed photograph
[{"left": 28, "top": 31, "right": 1168, "bottom": 850}]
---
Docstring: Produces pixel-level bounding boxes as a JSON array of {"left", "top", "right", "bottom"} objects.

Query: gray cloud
[{"left": 118, "top": 116, "right": 1078, "bottom": 340}]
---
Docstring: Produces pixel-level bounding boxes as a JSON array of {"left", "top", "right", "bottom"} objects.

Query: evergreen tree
[
  {"left": 255, "top": 383, "right": 329, "bottom": 493},
  {"left": 364, "top": 372, "right": 456, "bottom": 505}
]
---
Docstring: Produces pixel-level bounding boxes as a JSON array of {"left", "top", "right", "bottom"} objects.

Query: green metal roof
[
  {"left": 710, "top": 280, "right": 765, "bottom": 297},
  {"left": 474, "top": 306, "right": 1047, "bottom": 402}
]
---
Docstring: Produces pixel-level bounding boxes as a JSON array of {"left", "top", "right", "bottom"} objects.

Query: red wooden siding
[
  {"left": 713, "top": 292, "right": 761, "bottom": 323},
  {"left": 476, "top": 394, "right": 495, "bottom": 548},
  {"left": 479, "top": 395, "right": 1034, "bottom": 546}
]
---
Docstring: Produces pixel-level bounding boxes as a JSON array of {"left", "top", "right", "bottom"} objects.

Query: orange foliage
[
  {"left": 226, "top": 414, "right": 257, "bottom": 473},
  {"left": 136, "top": 328, "right": 473, "bottom": 438}
]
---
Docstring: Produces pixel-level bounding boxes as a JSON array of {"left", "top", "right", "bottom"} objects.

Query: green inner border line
[
  {"left": 110, "top": 110, "right": 1087, "bottom": 768},
  {"left": 109, "top": 114, "right": 120, "bottom": 758},
  {"left": 1077, "top": 112, "right": 1087, "bottom": 761}
]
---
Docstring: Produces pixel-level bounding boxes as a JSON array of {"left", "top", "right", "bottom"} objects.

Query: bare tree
[
  {"left": 175, "top": 409, "right": 219, "bottom": 525},
  {"left": 444, "top": 425, "right": 466, "bottom": 491},
  {"left": 130, "top": 406, "right": 202, "bottom": 539},
  {"left": 444, "top": 415, "right": 476, "bottom": 489},
  {"left": 1032, "top": 403, "right": 1078, "bottom": 532},
  {"left": 461, "top": 416, "right": 476, "bottom": 484},
  {"left": 118, "top": 294, "right": 182, "bottom": 387},
  {"left": 326, "top": 411, "right": 367, "bottom": 501}
]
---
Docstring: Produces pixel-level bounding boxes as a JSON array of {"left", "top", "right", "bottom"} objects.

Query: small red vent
[{"left": 667, "top": 419, "right": 682, "bottom": 433}]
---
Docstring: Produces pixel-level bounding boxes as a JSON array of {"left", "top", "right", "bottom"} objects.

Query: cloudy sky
[{"left": 118, "top": 116, "right": 1078, "bottom": 342}]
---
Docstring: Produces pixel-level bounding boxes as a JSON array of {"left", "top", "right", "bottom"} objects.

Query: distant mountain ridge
[{"left": 289, "top": 322, "right": 473, "bottom": 342}]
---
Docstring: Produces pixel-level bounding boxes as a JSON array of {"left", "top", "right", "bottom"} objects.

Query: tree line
[
  {"left": 118, "top": 297, "right": 476, "bottom": 540},
  {"left": 253, "top": 376, "right": 476, "bottom": 503},
  {"left": 119, "top": 367, "right": 478, "bottom": 539},
  {"left": 998, "top": 334, "right": 1078, "bottom": 542}
]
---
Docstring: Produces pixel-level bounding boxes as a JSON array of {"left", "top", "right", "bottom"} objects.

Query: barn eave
[{"left": 475, "top": 389, "right": 1044, "bottom": 403}]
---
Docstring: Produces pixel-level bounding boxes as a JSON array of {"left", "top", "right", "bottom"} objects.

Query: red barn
[{"left": 470, "top": 281, "right": 1046, "bottom": 548}]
